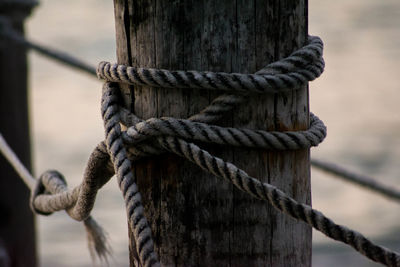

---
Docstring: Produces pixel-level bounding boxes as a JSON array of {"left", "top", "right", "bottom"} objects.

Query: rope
[
  {"left": 94, "top": 35, "right": 399, "bottom": 266},
  {"left": 160, "top": 136, "right": 399, "bottom": 265},
  {"left": 101, "top": 84, "right": 160, "bottom": 266},
  {"left": 0, "top": 16, "right": 96, "bottom": 76},
  {"left": 1, "top": 14, "right": 395, "bottom": 203},
  {"left": 123, "top": 113, "right": 326, "bottom": 150},
  {"left": 116, "top": 108, "right": 400, "bottom": 204},
  {"left": 1, "top": 32, "right": 399, "bottom": 266},
  {"left": 311, "top": 158, "right": 400, "bottom": 203},
  {"left": 97, "top": 36, "right": 324, "bottom": 94},
  {"left": 0, "top": 133, "right": 112, "bottom": 263}
]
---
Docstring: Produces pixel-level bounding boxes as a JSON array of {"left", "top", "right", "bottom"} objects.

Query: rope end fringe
[{"left": 84, "top": 217, "right": 113, "bottom": 266}]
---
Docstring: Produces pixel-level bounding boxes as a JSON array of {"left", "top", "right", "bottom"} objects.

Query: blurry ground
[{"left": 24, "top": 0, "right": 400, "bottom": 266}]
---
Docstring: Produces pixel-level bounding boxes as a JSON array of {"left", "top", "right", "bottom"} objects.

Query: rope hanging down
[{"left": 20, "top": 35, "right": 398, "bottom": 267}]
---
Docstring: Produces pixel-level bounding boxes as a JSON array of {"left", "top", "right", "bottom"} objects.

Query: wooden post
[
  {"left": 0, "top": 1, "right": 37, "bottom": 266},
  {"left": 113, "top": 1, "right": 310, "bottom": 266}
]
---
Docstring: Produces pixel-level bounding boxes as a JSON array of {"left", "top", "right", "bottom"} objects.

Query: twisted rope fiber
[
  {"left": 31, "top": 143, "right": 113, "bottom": 218},
  {"left": 114, "top": 106, "right": 400, "bottom": 267},
  {"left": 123, "top": 113, "right": 326, "bottom": 151},
  {"left": 31, "top": 143, "right": 114, "bottom": 262},
  {"left": 95, "top": 36, "right": 327, "bottom": 266},
  {"left": 97, "top": 37, "right": 324, "bottom": 94},
  {"left": 116, "top": 108, "right": 399, "bottom": 204},
  {"left": 0, "top": 19, "right": 395, "bottom": 203},
  {"left": 97, "top": 35, "right": 400, "bottom": 267},
  {"left": 0, "top": 14, "right": 398, "bottom": 264},
  {"left": 0, "top": 133, "right": 113, "bottom": 262},
  {"left": 160, "top": 137, "right": 399, "bottom": 265},
  {"left": 101, "top": 84, "right": 160, "bottom": 267},
  {"left": 14, "top": 34, "right": 396, "bottom": 266}
]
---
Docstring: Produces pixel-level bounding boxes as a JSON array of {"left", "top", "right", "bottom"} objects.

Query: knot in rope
[
  {"left": 25, "top": 35, "right": 400, "bottom": 267},
  {"left": 96, "top": 35, "right": 399, "bottom": 267},
  {"left": 94, "top": 36, "right": 327, "bottom": 267}
]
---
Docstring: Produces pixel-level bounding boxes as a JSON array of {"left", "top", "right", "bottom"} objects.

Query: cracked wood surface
[{"left": 113, "top": 1, "right": 311, "bottom": 266}]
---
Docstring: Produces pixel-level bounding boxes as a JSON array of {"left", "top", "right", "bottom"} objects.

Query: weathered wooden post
[
  {"left": 113, "top": 1, "right": 310, "bottom": 265},
  {"left": 0, "top": 0, "right": 37, "bottom": 266}
]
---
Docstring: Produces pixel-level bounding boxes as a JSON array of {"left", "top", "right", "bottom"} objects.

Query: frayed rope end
[{"left": 84, "top": 216, "right": 113, "bottom": 266}]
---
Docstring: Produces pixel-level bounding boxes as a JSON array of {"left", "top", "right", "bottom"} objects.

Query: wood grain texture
[
  {"left": 113, "top": 1, "right": 311, "bottom": 266},
  {"left": 0, "top": 12, "right": 37, "bottom": 267}
]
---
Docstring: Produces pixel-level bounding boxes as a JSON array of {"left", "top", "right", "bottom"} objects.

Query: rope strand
[
  {"left": 93, "top": 35, "right": 400, "bottom": 267},
  {"left": 1, "top": 31, "right": 399, "bottom": 266},
  {"left": 0, "top": 133, "right": 112, "bottom": 262},
  {"left": 160, "top": 136, "right": 400, "bottom": 267}
]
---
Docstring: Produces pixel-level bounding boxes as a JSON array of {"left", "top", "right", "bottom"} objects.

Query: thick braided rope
[
  {"left": 117, "top": 104, "right": 400, "bottom": 266},
  {"left": 123, "top": 113, "right": 326, "bottom": 151},
  {"left": 1, "top": 127, "right": 113, "bottom": 261},
  {"left": 98, "top": 36, "right": 324, "bottom": 94},
  {"left": 116, "top": 34, "right": 326, "bottom": 159},
  {"left": 97, "top": 35, "right": 400, "bottom": 267},
  {"left": 0, "top": 26, "right": 396, "bottom": 265},
  {"left": 28, "top": 142, "right": 114, "bottom": 261},
  {"left": 31, "top": 142, "right": 113, "bottom": 219},
  {"left": 185, "top": 35, "right": 324, "bottom": 122},
  {"left": 101, "top": 83, "right": 160, "bottom": 267},
  {"left": 159, "top": 136, "right": 400, "bottom": 267},
  {"left": 107, "top": 86, "right": 400, "bottom": 267}
]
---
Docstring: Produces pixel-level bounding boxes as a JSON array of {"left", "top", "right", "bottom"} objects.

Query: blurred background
[{"left": 13, "top": 0, "right": 400, "bottom": 266}]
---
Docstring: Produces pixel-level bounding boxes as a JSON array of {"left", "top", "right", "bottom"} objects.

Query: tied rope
[
  {"left": 18, "top": 35, "right": 398, "bottom": 267},
  {"left": 0, "top": 12, "right": 398, "bottom": 264},
  {"left": 1, "top": 14, "right": 398, "bottom": 203},
  {"left": 0, "top": 134, "right": 112, "bottom": 263}
]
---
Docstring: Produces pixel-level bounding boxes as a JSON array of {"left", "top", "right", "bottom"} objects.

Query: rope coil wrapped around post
[{"left": 25, "top": 35, "right": 400, "bottom": 267}]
